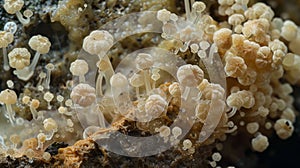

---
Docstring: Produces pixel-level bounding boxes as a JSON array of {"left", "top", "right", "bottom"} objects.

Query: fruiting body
[
  {"left": 0, "top": 89, "right": 17, "bottom": 126},
  {"left": 83, "top": 30, "right": 114, "bottom": 58},
  {"left": 3, "top": 0, "right": 31, "bottom": 25},
  {"left": 0, "top": 31, "right": 14, "bottom": 71},
  {"left": 8, "top": 48, "right": 31, "bottom": 70},
  {"left": 70, "top": 83, "right": 96, "bottom": 107},
  {"left": 14, "top": 35, "right": 51, "bottom": 81},
  {"left": 70, "top": 60, "right": 89, "bottom": 83}
]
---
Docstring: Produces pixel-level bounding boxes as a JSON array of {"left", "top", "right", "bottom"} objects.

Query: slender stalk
[{"left": 3, "top": 47, "right": 9, "bottom": 71}]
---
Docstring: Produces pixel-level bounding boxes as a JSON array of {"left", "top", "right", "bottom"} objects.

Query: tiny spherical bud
[
  {"left": 22, "top": 95, "right": 31, "bottom": 104},
  {"left": 199, "top": 41, "right": 210, "bottom": 50},
  {"left": 42, "top": 152, "right": 51, "bottom": 161},
  {"left": 157, "top": 125, "right": 171, "bottom": 137},
  {"left": 190, "top": 43, "right": 199, "bottom": 53},
  {"left": 45, "top": 63, "right": 55, "bottom": 71},
  {"left": 212, "top": 152, "right": 222, "bottom": 162},
  {"left": 65, "top": 99, "right": 73, "bottom": 107},
  {"left": 246, "top": 122, "right": 259, "bottom": 134},
  {"left": 172, "top": 126, "right": 182, "bottom": 138},
  {"left": 58, "top": 106, "right": 68, "bottom": 114},
  {"left": 56, "top": 95, "right": 64, "bottom": 103},
  {"left": 23, "top": 9, "right": 33, "bottom": 18},
  {"left": 43, "top": 92, "right": 54, "bottom": 102},
  {"left": 6, "top": 80, "right": 14, "bottom": 89},
  {"left": 30, "top": 99, "right": 40, "bottom": 109},
  {"left": 183, "top": 139, "right": 192, "bottom": 150}
]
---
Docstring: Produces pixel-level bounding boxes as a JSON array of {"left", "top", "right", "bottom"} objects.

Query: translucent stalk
[
  {"left": 30, "top": 105, "right": 38, "bottom": 120},
  {"left": 6, "top": 104, "right": 15, "bottom": 126},
  {"left": 44, "top": 68, "right": 52, "bottom": 90},
  {"left": 15, "top": 11, "right": 30, "bottom": 25},
  {"left": 2, "top": 47, "right": 9, "bottom": 71},
  {"left": 143, "top": 70, "right": 152, "bottom": 95},
  {"left": 184, "top": 0, "right": 191, "bottom": 21},
  {"left": 14, "top": 52, "right": 41, "bottom": 81}
]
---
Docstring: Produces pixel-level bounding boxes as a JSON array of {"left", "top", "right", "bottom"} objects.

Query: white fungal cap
[
  {"left": 22, "top": 95, "right": 30, "bottom": 104},
  {"left": 43, "top": 152, "right": 51, "bottom": 161},
  {"left": 43, "top": 92, "right": 54, "bottom": 102},
  {"left": 190, "top": 43, "right": 199, "bottom": 54},
  {"left": 192, "top": 1, "right": 206, "bottom": 13},
  {"left": 246, "top": 122, "right": 259, "bottom": 134},
  {"left": 110, "top": 73, "right": 128, "bottom": 88},
  {"left": 30, "top": 99, "right": 40, "bottom": 109},
  {"left": 251, "top": 134, "right": 269, "bottom": 152},
  {"left": 4, "top": 21, "right": 18, "bottom": 34},
  {"left": 43, "top": 118, "right": 58, "bottom": 132},
  {"left": 37, "top": 133, "right": 46, "bottom": 143},
  {"left": 28, "top": 35, "right": 51, "bottom": 54},
  {"left": 226, "top": 90, "right": 255, "bottom": 109},
  {"left": 228, "top": 14, "right": 245, "bottom": 26},
  {"left": 182, "top": 139, "right": 192, "bottom": 150},
  {"left": 3, "top": 0, "right": 24, "bottom": 14},
  {"left": 144, "top": 94, "right": 168, "bottom": 120},
  {"left": 135, "top": 53, "right": 154, "bottom": 70},
  {"left": 0, "top": 89, "right": 17, "bottom": 104},
  {"left": 281, "top": 108, "right": 296, "bottom": 123},
  {"left": 168, "top": 82, "right": 181, "bottom": 97},
  {"left": 177, "top": 64, "right": 204, "bottom": 87},
  {"left": 70, "top": 83, "right": 96, "bottom": 107},
  {"left": 82, "top": 30, "right": 114, "bottom": 57},
  {"left": 212, "top": 152, "right": 222, "bottom": 162},
  {"left": 157, "top": 9, "right": 171, "bottom": 23},
  {"left": 129, "top": 73, "right": 144, "bottom": 87},
  {"left": 23, "top": 9, "right": 33, "bottom": 18},
  {"left": 46, "top": 63, "right": 55, "bottom": 71},
  {"left": 172, "top": 126, "right": 182, "bottom": 139},
  {"left": 274, "top": 118, "right": 294, "bottom": 139},
  {"left": 0, "top": 31, "right": 14, "bottom": 48},
  {"left": 224, "top": 56, "right": 247, "bottom": 78},
  {"left": 157, "top": 125, "right": 171, "bottom": 137},
  {"left": 281, "top": 20, "right": 298, "bottom": 42},
  {"left": 8, "top": 48, "right": 31, "bottom": 70},
  {"left": 70, "top": 59, "right": 89, "bottom": 76}
]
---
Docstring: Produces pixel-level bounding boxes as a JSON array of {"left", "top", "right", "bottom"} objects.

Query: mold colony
[{"left": 0, "top": 0, "right": 299, "bottom": 167}]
